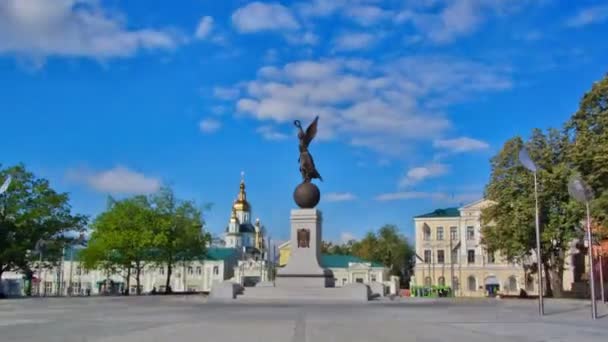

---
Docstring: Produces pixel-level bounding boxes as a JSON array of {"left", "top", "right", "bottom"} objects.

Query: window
[
  {"left": 76, "top": 266, "right": 81, "bottom": 275},
  {"left": 452, "top": 277, "right": 459, "bottom": 291},
  {"left": 159, "top": 267, "right": 165, "bottom": 275},
  {"left": 356, "top": 278, "right": 364, "bottom": 283},
  {"left": 437, "top": 250, "right": 445, "bottom": 264},
  {"left": 424, "top": 277, "right": 432, "bottom": 286},
  {"left": 436, "top": 227, "right": 444, "bottom": 240},
  {"left": 450, "top": 226, "right": 458, "bottom": 240},
  {"left": 438, "top": 276, "right": 445, "bottom": 286},
  {"left": 467, "top": 250, "right": 475, "bottom": 264},
  {"left": 508, "top": 276, "right": 517, "bottom": 292},
  {"left": 213, "top": 266, "right": 219, "bottom": 275},
  {"left": 424, "top": 250, "right": 432, "bottom": 264},
  {"left": 467, "top": 276, "right": 476, "bottom": 291},
  {"left": 466, "top": 226, "right": 475, "bottom": 240},
  {"left": 188, "top": 267, "right": 193, "bottom": 275},
  {"left": 451, "top": 249, "right": 459, "bottom": 264},
  {"left": 371, "top": 276, "right": 377, "bottom": 282},
  {"left": 196, "top": 266, "right": 202, "bottom": 275},
  {"left": 487, "top": 250, "right": 495, "bottom": 264},
  {"left": 44, "top": 281, "right": 53, "bottom": 295},
  {"left": 342, "top": 278, "right": 347, "bottom": 285},
  {"left": 423, "top": 225, "right": 431, "bottom": 241}
]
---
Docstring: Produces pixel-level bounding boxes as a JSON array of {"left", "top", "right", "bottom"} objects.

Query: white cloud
[
  {"left": 213, "top": 86, "right": 240, "bottom": 100},
  {"left": 333, "top": 32, "right": 376, "bottom": 51},
  {"left": 340, "top": 232, "right": 357, "bottom": 243},
  {"left": 375, "top": 191, "right": 480, "bottom": 203},
  {"left": 325, "top": 192, "right": 357, "bottom": 202},
  {"left": 67, "top": 166, "right": 161, "bottom": 194},
  {"left": 399, "top": 163, "right": 448, "bottom": 187},
  {"left": 199, "top": 118, "right": 222, "bottom": 133},
  {"left": 229, "top": 55, "right": 510, "bottom": 155},
  {"left": 256, "top": 126, "right": 288, "bottom": 141},
  {"left": 396, "top": 0, "right": 539, "bottom": 44},
  {"left": 195, "top": 16, "right": 214, "bottom": 39},
  {"left": 232, "top": 2, "right": 300, "bottom": 33},
  {"left": 345, "top": 5, "right": 393, "bottom": 26},
  {"left": 433, "top": 137, "right": 489, "bottom": 152},
  {"left": 566, "top": 5, "right": 608, "bottom": 27},
  {"left": 0, "top": 0, "right": 181, "bottom": 63},
  {"left": 285, "top": 32, "right": 319, "bottom": 45}
]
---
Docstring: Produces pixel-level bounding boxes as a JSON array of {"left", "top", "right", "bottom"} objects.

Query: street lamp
[
  {"left": 519, "top": 147, "right": 544, "bottom": 316},
  {"left": 568, "top": 175, "right": 597, "bottom": 320}
]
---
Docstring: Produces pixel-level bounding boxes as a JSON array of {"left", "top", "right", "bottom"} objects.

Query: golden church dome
[{"left": 232, "top": 176, "right": 250, "bottom": 212}]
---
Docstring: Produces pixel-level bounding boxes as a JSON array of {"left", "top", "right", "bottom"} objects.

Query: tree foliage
[
  {"left": 481, "top": 74, "right": 608, "bottom": 297},
  {"left": 567, "top": 74, "right": 608, "bottom": 228},
  {"left": 81, "top": 187, "right": 208, "bottom": 295},
  {"left": 150, "top": 187, "right": 208, "bottom": 294},
  {"left": 321, "top": 225, "right": 414, "bottom": 283},
  {"left": 0, "top": 164, "right": 86, "bottom": 294}
]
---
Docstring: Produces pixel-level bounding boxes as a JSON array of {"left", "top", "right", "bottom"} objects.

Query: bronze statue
[
  {"left": 297, "top": 229, "right": 310, "bottom": 248},
  {"left": 294, "top": 116, "right": 323, "bottom": 183}
]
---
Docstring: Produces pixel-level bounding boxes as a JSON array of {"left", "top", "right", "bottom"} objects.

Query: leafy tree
[
  {"left": 352, "top": 225, "right": 414, "bottom": 283},
  {"left": 481, "top": 130, "right": 581, "bottom": 297},
  {"left": 566, "top": 73, "right": 608, "bottom": 227},
  {"left": 150, "top": 187, "right": 208, "bottom": 294},
  {"left": 83, "top": 196, "right": 156, "bottom": 295},
  {"left": 0, "top": 164, "right": 86, "bottom": 295}
]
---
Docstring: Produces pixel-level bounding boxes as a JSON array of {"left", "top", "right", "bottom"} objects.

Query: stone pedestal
[{"left": 276, "top": 209, "right": 334, "bottom": 288}]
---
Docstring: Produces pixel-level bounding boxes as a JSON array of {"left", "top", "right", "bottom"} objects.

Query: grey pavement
[{"left": 1, "top": 296, "right": 607, "bottom": 342}]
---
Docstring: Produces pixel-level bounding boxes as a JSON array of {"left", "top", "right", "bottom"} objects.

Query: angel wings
[{"left": 294, "top": 116, "right": 323, "bottom": 182}]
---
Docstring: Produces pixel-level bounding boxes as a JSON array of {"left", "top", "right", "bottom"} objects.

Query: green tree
[
  {"left": 351, "top": 225, "right": 414, "bottom": 283},
  {"left": 0, "top": 164, "right": 86, "bottom": 295},
  {"left": 566, "top": 73, "right": 608, "bottom": 226},
  {"left": 82, "top": 196, "right": 156, "bottom": 295},
  {"left": 481, "top": 130, "right": 581, "bottom": 297},
  {"left": 151, "top": 187, "right": 208, "bottom": 294}
]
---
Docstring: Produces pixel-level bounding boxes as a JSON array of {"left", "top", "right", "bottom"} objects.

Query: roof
[
  {"left": 239, "top": 223, "right": 256, "bottom": 233},
  {"left": 320, "top": 254, "right": 384, "bottom": 268},
  {"left": 205, "top": 247, "right": 238, "bottom": 261},
  {"left": 414, "top": 207, "right": 460, "bottom": 218}
]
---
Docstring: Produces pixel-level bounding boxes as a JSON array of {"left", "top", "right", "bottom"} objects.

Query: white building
[{"left": 0, "top": 174, "right": 272, "bottom": 296}]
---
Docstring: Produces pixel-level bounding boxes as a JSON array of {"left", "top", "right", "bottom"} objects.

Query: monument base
[{"left": 208, "top": 208, "right": 370, "bottom": 302}]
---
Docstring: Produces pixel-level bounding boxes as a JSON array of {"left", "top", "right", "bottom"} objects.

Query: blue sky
[{"left": 1, "top": 0, "right": 607, "bottom": 244}]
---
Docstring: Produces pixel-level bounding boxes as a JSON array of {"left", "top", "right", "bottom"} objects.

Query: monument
[
  {"left": 209, "top": 116, "right": 368, "bottom": 302},
  {"left": 275, "top": 116, "right": 334, "bottom": 288}
]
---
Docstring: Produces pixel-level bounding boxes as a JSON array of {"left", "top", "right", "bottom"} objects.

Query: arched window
[
  {"left": 438, "top": 276, "right": 445, "bottom": 286},
  {"left": 452, "top": 277, "right": 459, "bottom": 291},
  {"left": 424, "top": 276, "right": 432, "bottom": 286},
  {"left": 508, "top": 276, "right": 517, "bottom": 292},
  {"left": 467, "top": 276, "right": 476, "bottom": 291}
]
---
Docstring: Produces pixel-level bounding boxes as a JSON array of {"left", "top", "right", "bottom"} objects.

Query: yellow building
[{"left": 413, "top": 199, "right": 540, "bottom": 297}]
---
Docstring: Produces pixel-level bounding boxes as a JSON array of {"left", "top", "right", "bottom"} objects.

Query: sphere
[{"left": 293, "top": 182, "right": 320, "bottom": 208}]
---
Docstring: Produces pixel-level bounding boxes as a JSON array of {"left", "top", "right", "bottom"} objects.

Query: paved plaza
[{"left": 1, "top": 296, "right": 607, "bottom": 342}]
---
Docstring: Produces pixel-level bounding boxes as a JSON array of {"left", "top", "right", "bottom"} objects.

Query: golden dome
[{"left": 232, "top": 175, "right": 250, "bottom": 212}]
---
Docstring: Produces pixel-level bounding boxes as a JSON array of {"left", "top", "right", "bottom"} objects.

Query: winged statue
[{"left": 294, "top": 116, "right": 323, "bottom": 183}]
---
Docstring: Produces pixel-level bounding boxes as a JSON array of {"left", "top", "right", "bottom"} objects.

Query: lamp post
[
  {"left": 519, "top": 147, "right": 544, "bottom": 316},
  {"left": 568, "top": 175, "right": 597, "bottom": 320}
]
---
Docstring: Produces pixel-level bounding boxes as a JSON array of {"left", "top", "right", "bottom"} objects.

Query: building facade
[{"left": 413, "top": 199, "right": 541, "bottom": 297}]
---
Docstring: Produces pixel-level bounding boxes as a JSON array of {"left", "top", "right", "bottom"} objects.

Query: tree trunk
[
  {"left": 125, "top": 267, "right": 131, "bottom": 296},
  {"left": 165, "top": 262, "right": 172, "bottom": 294},
  {"left": 135, "top": 262, "right": 141, "bottom": 295},
  {"left": 549, "top": 266, "right": 564, "bottom": 298}
]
